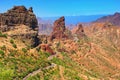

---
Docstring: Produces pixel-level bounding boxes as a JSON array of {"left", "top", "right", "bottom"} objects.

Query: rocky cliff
[
  {"left": 0, "top": 6, "right": 39, "bottom": 47},
  {"left": 0, "top": 6, "right": 38, "bottom": 31},
  {"left": 50, "top": 16, "right": 72, "bottom": 41}
]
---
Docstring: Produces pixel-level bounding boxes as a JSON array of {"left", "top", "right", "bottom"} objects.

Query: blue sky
[{"left": 0, "top": 0, "right": 120, "bottom": 17}]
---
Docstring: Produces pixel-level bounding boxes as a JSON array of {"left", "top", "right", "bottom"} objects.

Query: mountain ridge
[
  {"left": 39, "top": 14, "right": 107, "bottom": 25},
  {"left": 95, "top": 12, "right": 120, "bottom": 26}
]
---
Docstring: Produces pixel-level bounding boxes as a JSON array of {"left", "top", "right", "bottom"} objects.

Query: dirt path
[
  {"left": 23, "top": 63, "right": 56, "bottom": 80},
  {"left": 59, "top": 65, "right": 65, "bottom": 80},
  {"left": 23, "top": 53, "right": 58, "bottom": 80},
  {"left": 47, "top": 53, "right": 58, "bottom": 60}
]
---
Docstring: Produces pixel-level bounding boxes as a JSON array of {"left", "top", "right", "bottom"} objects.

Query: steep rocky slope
[
  {"left": 0, "top": 6, "right": 39, "bottom": 47},
  {"left": 72, "top": 24, "right": 86, "bottom": 40},
  {"left": 3, "top": 25, "right": 40, "bottom": 47},
  {"left": 39, "top": 17, "right": 120, "bottom": 79},
  {"left": 0, "top": 32, "right": 53, "bottom": 80},
  {"left": 46, "top": 18, "right": 120, "bottom": 79},
  {"left": 62, "top": 22, "right": 120, "bottom": 79},
  {"left": 95, "top": 12, "right": 120, "bottom": 26}
]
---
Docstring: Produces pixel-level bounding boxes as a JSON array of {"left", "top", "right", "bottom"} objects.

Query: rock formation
[
  {"left": 50, "top": 16, "right": 71, "bottom": 41},
  {"left": 72, "top": 24, "right": 86, "bottom": 39},
  {"left": 0, "top": 6, "right": 38, "bottom": 30},
  {"left": 39, "top": 44, "right": 55, "bottom": 55},
  {"left": 0, "top": 6, "right": 39, "bottom": 47},
  {"left": 74, "top": 24, "right": 84, "bottom": 34}
]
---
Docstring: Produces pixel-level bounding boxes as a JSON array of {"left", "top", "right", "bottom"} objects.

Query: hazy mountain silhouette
[
  {"left": 95, "top": 12, "right": 120, "bottom": 26},
  {"left": 40, "top": 14, "right": 107, "bottom": 25}
]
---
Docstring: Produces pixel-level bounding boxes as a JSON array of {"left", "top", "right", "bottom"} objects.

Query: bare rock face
[
  {"left": 53, "top": 16, "right": 65, "bottom": 32},
  {"left": 74, "top": 24, "right": 84, "bottom": 34},
  {"left": 39, "top": 44, "right": 55, "bottom": 55},
  {"left": 0, "top": 6, "right": 38, "bottom": 30},
  {"left": 4, "top": 25, "right": 40, "bottom": 47},
  {"left": 0, "top": 6, "right": 39, "bottom": 47},
  {"left": 50, "top": 16, "right": 70, "bottom": 41},
  {"left": 72, "top": 24, "right": 86, "bottom": 38}
]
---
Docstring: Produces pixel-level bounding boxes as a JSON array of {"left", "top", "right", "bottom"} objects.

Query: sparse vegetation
[
  {"left": 10, "top": 39, "right": 14, "bottom": 44},
  {"left": 0, "top": 67, "right": 14, "bottom": 80},
  {"left": 0, "top": 45, "right": 6, "bottom": 51},
  {"left": 0, "top": 50, "right": 4, "bottom": 57},
  {"left": 12, "top": 43, "right": 17, "bottom": 48},
  {"left": 0, "top": 49, "right": 52, "bottom": 79},
  {"left": 10, "top": 39, "right": 17, "bottom": 48},
  {"left": 0, "top": 32, "right": 7, "bottom": 38},
  {"left": 22, "top": 48, "right": 27, "bottom": 53}
]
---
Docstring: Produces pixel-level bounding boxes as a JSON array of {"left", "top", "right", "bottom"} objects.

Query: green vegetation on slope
[
  {"left": 0, "top": 32, "right": 7, "bottom": 38},
  {"left": 0, "top": 47, "right": 51, "bottom": 80}
]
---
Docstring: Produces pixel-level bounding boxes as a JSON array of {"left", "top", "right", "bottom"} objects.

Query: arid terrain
[{"left": 0, "top": 6, "right": 120, "bottom": 80}]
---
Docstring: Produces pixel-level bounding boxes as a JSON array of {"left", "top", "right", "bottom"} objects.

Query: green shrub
[
  {"left": 44, "top": 52, "right": 51, "bottom": 57},
  {"left": 0, "top": 68, "right": 14, "bottom": 80},
  {"left": 12, "top": 44, "right": 17, "bottom": 48},
  {"left": 51, "top": 57, "right": 65, "bottom": 66},
  {"left": 0, "top": 32, "right": 7, "bottom": 38},
  {"left": 0, "top": 45, "right": 6, "bottom": 50},
  {"left": 8, "top": 50, "right": 17, "bottom": 57},
  {"left": 26, "top": 45, "right": 31, "bottom": 50},
  {"left": 74, "top": 76, "right": 82, "bottom": 80},
  {"left": 0, "top": 50, "right": 4, "bottom": 56},
  {"left": 22, "top": 48, "right": 27, "bottom": 53},
  {"left": 10, "top": 39, "right": 17, "bottom": 48},
  {"left": 41, "top": 61, "right": 51, "bottom": 68},
  {"left": 10, "top": 39, "right": 14, "bottom": 44}
]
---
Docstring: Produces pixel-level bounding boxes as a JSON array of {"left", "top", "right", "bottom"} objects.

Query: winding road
[
  {"left": 23, "top": 51, "right": 59, "bottom": 80},
  {"left": 23, "top": 63, "right": 56, "bottom": 80}
]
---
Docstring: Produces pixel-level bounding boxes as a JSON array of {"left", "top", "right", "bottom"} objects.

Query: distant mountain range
[
  {"left": 95, "top": 12, "right": 120, "bottom": 26},
  {"left": 37, "top": 15, "right": 107, "bottom": 34},
  {"left": 39, "top": 15, "right": 107, "bottom": 25},
  {"left": 37, "top": 17, "right": 53, "bottom": 35},
  {"left": 37, "top": 13, "right": 120, "bottom": 35}
]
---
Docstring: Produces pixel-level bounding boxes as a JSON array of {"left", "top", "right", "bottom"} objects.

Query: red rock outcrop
[
  {"left": 39, "top": 44, "right": 55, "bottom": 55},
  {"left": 72, "top": 24, "right": 86, "bottom": 38},
  {"left": 50, "top": 16, "right": 69, "bottom": 40}
]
